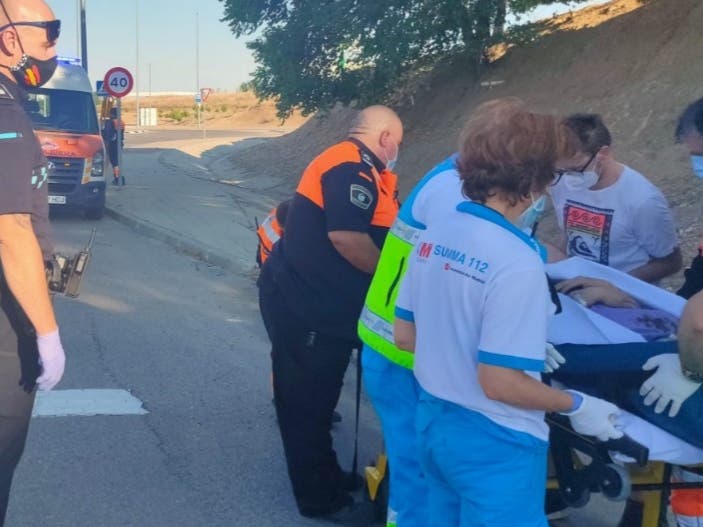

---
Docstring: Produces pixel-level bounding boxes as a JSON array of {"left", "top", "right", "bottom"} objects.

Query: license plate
[{"left": 48, "top": 195, "right": 66, "bottom": 205}]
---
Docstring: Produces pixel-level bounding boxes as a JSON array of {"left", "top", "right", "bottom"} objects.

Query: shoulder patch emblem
[{"left": 350, "top": 184, "right": 373, "bottom": 210}]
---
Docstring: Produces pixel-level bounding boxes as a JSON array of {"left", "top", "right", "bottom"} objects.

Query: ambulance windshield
[{"left": 24, "top": 89, "right": 100, "bottom": 135}]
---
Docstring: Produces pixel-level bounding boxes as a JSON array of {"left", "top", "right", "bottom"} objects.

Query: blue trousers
[
  {"left": 416, "top": 390, "right": 549, "bottom": 527},
  {"left": 553, "top": 342, "right": 703, "bottom": 448},
  {"left": 362, "top": 346, "right": 428, "bottom": 527}
]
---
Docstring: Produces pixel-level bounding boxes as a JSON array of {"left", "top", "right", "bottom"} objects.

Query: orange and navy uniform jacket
[
  {"left": 257, "top": 206, "right": 284, "bottom": 266},
  {"left": 263, "top": 137, "right": 399, "bottom": 341}
]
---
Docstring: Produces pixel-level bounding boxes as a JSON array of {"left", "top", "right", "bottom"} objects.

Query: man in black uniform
[
  {"left": 259, "top": 105, "right": 402, "bottom": 524},
  {"left": 0, "top": 1, "right": 66, "bottom": 524}
]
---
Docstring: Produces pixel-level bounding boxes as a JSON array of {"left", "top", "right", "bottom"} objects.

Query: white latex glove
[
  {"left": 36, "top": 329, "right": 66, "bottom": 391},
  {"left": 640, "top": 353, "right": 701, "bottom": 418},
  {"left": 564, "top": 390, "right": 623, "bottom": 441},
  {"left": 545, "top": 343, "right": 565, "bottom": 373}
]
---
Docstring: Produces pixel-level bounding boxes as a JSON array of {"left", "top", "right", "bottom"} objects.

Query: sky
[{"left": 50, "top": 0, "right": 606, "bottom": 95}]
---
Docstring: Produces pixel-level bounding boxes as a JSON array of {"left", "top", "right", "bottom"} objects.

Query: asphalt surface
[
  {"left": 3, "top": 128, "right": 655, "bottom": 526},
  {"left": 6, "top": 214, "right": 384, "bottom": 527},
  {"left": 126, "top": 128, "right": 288, "bottom": 147}
]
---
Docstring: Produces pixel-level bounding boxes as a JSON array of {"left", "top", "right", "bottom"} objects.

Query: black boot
[{"left": 121, "top": 176, "right": 126, "bottom": 186}]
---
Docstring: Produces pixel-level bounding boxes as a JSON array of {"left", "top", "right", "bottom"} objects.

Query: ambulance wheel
[{"left": 601, "top": 464, "right": 631, "bottom": 502}]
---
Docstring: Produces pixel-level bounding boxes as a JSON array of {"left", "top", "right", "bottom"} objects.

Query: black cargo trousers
[
  {"left": 258, "top": 266, "right": 356, "bottom": 517},
  {"left": 0, "top": 276, "right": 40, "bottom": 526}
]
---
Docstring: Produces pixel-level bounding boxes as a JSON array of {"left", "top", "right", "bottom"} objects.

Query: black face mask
[{"left": 11, "top": 52, "right": 57, "bottom": 88}]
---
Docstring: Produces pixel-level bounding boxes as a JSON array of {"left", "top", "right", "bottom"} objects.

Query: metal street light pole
[
  {"left": 196, "top": 11, "right": 201, "bottom": 130},
  {"left": 135, "top": 0, "right": 140, "bottom": 129},
  {"left": 75, "top": 0, "right": 80, "bottom": 60},
  {"left": 79, "top": 0, "right": 88, "bottom": 71}
]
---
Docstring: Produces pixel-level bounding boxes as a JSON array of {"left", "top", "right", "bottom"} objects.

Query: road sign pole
[{"left": 116, "top": 98, "right": 122, "bottom": 180}]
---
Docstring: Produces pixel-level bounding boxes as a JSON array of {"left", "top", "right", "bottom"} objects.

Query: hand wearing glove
[
  {"left": 544, "top": 343, "right": 565, "bottom": 373},
  {"left": 562, "top": 390, "right": 623, "bottom": 441},
  {"left": 36, "top": 329, "right": 66, "bottom": 391},
  {"left": 640, "top": 353, "right": 701, "bottom": 418}
]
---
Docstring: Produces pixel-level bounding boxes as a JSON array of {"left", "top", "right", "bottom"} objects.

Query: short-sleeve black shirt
[
  {"left": 0, "top": 73, "right": 52, "bottom": 258},
  {"left": 265, "top": 138, "right": 398, "bottom": 341}
]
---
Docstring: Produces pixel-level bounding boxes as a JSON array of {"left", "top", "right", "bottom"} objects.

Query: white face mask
[
  {"left": 516, "top": 193, "right": 547, "bottom": 234},
  {"left": 691, "top": 155, "right": 703, "bottom": 180},
  {"left": 384, "top": 140, "right": 399, "bottom": 171},
  {"left": 562, "top": 170, "right": 599, "bottom": 191}
]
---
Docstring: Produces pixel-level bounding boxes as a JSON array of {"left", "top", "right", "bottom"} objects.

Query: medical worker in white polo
[{"left": 393, "top": 101, "right": 623, "bottom": 526}]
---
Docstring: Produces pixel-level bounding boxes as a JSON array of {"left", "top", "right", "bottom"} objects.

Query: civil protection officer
[
  {"left": 259, "top": 105, "right": 401, "bottom": 523},
  {"left": 0, "top": 0, "right": 65, "bottom": 523},
  {"left": 394, "top": 100, "right": 622, "bottom": 527},
  {"left": 256, "top": 198, "right": 291, "bottom": 267}
]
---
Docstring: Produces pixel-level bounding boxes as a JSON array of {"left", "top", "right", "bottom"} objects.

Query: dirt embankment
[{"left": 227, "top": 0, "right": 703, "bottom": 264}]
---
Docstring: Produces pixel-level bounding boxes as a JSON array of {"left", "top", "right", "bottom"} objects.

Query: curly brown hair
[{"left": 458, "top": 99, "right": 578, "bottom": 205}]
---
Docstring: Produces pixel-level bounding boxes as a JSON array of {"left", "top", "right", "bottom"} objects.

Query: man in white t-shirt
[{"left": 549, "top": 114, "right": 682, "bottom": 283}]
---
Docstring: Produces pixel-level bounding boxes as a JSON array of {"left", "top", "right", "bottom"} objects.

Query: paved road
[
  {"left": 126, "top": 128, "right": 288, "bottom": 147},
  {"left": 7, "top": 214, "right": 384, "bottom": 527},
  {"left": 4, "top": 129, "right": 651, "bottom": 526}
]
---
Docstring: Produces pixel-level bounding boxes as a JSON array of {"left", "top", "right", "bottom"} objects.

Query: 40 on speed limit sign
[{"left": 103, "top": 67, "right": 134, "bottom": 98}]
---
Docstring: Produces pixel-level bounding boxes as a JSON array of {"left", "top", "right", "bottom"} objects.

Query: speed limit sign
[{"left": 103, "top": 67, "right": 134, "bottom": 98}]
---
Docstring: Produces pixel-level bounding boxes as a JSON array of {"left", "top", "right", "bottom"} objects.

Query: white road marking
[{"left": 33, "top": 389, "right": 148, "bottom": 418}]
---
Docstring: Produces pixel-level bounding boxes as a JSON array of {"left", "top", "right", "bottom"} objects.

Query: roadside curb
[{"left": 104, "top": 205, "right": 251, "bottom": 274}]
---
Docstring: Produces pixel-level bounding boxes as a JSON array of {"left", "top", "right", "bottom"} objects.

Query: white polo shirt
[{"left": 396, "top": 201, "right": 553, "bottom": 441}]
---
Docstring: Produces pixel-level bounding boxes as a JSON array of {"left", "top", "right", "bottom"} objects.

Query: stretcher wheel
[
  {"left": 561, "top": 486, "right": 590, "bottom": 508},
  {"left": 600, "top": 463, "right": 631, "bottom": 502}
]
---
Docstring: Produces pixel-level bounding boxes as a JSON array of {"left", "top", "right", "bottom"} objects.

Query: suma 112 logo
[{"left": 417, "top": 242, "right": 488, "bottom": 273}]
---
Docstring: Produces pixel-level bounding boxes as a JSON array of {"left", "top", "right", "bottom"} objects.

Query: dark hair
[
  {"left": 676, "top": 98, "right": 703, "bottom": 142},
  {"left": 458, "top": 98, "right": 578, "bottom": 205},
  {"left": 563, "top": 113, "right": 612, "bottom": 154},
  {"left": 275, "top": 198, "right": 292, "bottom": 228}
]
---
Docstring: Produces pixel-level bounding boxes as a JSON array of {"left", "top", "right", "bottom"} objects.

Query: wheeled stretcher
[{"left": 545, "top": 258, "right": 703, "bottom": 526}]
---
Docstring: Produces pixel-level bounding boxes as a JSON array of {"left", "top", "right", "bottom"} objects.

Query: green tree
[{"left": 220, "top": 0, "right": 588, "bottom": 118}]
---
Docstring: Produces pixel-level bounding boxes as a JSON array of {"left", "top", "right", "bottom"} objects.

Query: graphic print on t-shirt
[{"left": 563, "top": 200, "right": 614, "bottom": 265}]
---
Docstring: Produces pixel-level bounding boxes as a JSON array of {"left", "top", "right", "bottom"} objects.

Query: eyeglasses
[
  {"left": 551, "top": 150, "right": 599, "bottom": 186},
  {"left": 0, "top": 20, "right": 61, "bottom": 44}
]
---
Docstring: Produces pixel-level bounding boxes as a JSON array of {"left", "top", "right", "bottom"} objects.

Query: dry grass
[{"left": 119, "top": 91, "right": 308, "bottom": 130}]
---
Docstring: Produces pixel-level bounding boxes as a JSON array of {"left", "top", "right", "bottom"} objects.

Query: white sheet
[
  {"left": 613, "top": 410, "right": 703, "bottom": 465},
  {"left": 546, "top": 258, "right": 701, "bottom": 465},
  {"left": 546, "top": 257, "right": 686, "bottom": 345}
]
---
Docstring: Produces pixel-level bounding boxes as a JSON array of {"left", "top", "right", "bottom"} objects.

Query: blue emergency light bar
[{"left": 57, "top": 56, "right": 82, "bottom": 67}]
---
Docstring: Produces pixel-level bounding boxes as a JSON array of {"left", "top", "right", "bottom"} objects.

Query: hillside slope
[{"left": 225, "top": 0, "right": 703, "bottom": 260}]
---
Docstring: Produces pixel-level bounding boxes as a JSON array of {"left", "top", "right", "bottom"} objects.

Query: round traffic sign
[{"left": 103, "top": 67, "right": 134, "bottom": 98}]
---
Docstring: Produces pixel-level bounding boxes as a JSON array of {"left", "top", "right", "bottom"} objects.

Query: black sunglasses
[
  {"left": 0, "top": 20, "right": 61, "bottom": 44},
  {"left": 551, "top": 150, "right": 598, "bottom": 186}
]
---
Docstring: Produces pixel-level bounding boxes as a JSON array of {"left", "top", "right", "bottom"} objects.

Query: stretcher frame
[{"left": 547, "top": 415, "right": 703, "bottom": 527}]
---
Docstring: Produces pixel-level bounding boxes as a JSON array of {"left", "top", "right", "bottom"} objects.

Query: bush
[{"left": 165, "top": 108, "right": 190, "bottom": 122}]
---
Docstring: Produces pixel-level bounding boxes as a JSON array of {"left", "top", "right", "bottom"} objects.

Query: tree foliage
[{"left": 220, "top": 0, "right": 589, "bottom": 118}]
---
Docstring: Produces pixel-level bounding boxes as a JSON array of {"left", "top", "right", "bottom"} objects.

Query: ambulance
[{"left": 24, "top": 57, "right": 106, "bottom": 219}]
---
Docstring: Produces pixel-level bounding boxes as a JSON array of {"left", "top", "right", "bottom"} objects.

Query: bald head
[
  {"left": 0, "top": 0, "right": 57, "bottom": 79},
  {"left": 0, "top": 0, "right": 55, "bottom": 25},
  {"left": 349, "top": 105, "right": 404, "bottom": 170}
]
